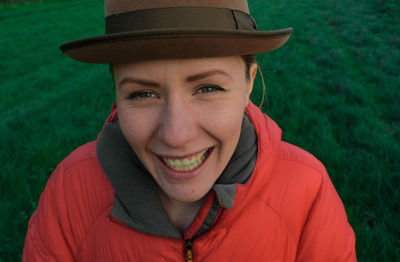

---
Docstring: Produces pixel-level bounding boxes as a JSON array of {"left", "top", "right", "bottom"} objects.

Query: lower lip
[{"left": 156, "top": 148, "right": 213, "bottom": 180}]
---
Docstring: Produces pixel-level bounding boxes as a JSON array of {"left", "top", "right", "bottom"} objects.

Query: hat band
[{"left": 106, "top": 7, "right": 258, "bottom": 34}]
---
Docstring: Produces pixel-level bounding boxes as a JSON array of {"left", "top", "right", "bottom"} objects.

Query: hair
[
  {"left": 243, "top": 55, "right": 255, "bottom": 81},
  {"left": 242, "top": 55, "right": 266, "bottom": 109}
]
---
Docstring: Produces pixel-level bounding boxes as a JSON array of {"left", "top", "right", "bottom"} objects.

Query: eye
[
  {"left": 196, "top": 85, "right": 225, "bottom": 94},
  {"left": 127, "top": 91, "right": 158, "bottom": 100}
]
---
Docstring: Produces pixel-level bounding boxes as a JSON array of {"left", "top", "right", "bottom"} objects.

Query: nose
[{"left": 157, "top": 96, "right": 197, "bottom": 148}]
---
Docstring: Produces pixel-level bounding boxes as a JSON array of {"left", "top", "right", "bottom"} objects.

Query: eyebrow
[
  {"left": 118, "top": 69, "right": 231, "bottom": 89},
  {"left": 185, "top": 69, "right": 231, "bottom": 82},
  {"left": 118, "top": 77, "right": 160, "bottom": 89}
]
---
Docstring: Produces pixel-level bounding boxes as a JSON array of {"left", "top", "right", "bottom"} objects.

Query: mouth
[{"left": 158, "top": 147, "right": 213, "bottom": 172}]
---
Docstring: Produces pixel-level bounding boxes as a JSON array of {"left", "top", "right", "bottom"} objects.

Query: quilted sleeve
[
  {"left": 23, "top": 162, "right": 77, "bottom": 261},
  {"left": 296, "top": 168, "right": 357, "bottom": 261}
]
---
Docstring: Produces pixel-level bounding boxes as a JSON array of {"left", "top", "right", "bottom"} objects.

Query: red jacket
[{"left": 23, "top": 102, "right": 356, "bottom": 261}]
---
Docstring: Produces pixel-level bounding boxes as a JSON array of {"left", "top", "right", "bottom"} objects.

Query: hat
[{"left": 60, "top": 0, "right": 293, "bottom": 64}]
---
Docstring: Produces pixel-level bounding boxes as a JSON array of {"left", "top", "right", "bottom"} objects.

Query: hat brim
[{"left": 60, "top": 28, "right": 293, "bottom": 64}]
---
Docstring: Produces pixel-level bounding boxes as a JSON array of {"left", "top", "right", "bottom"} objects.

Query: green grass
[{"left": 1, "top": 0, "right": 399, "bottom": 261}]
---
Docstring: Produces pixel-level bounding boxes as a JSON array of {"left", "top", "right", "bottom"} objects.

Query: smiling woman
[
  {"left": 23, "top": 0, "right": 357, "bottom": 261},
  {"left": 114, "top": 57, "right": 255, "bottom": 218}
]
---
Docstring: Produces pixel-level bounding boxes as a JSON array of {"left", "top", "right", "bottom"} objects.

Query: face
[{"left": 113, "top": 56, "right": 257, "bottom": 204}]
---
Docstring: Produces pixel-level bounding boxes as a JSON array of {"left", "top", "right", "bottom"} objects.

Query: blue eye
[
  {"left": 127, "top": 91, "right": 157, "bottom": 100},
  {"left": 197, "top": 85, "right": 225, "bottom": 94}
]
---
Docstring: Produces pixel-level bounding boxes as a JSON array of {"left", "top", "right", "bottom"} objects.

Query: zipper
[
  {"left": 184, "top": 239, "right": 194, "bottom": 262},
  {"left": 110, "top": 215, "right": 196, "bottom": 261}
]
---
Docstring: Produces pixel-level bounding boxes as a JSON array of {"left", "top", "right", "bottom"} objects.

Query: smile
[{"left": 160, "top": 148, "right": 212, "bottom": 172}]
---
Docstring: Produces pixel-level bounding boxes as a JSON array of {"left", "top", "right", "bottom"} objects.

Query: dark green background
[{"left": 0, "top": 0, "right": 399, "bottom": 261}]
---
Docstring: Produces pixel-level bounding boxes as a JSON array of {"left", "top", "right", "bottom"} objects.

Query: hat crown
[
  {"left": 62, "top": 0, "right": 292, "bottom": 63},
  {"left": 105, "top": 0, "right": 250, "bottom": 17}
]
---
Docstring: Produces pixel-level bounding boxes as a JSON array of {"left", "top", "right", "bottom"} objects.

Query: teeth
[{"left": 162, "top": 149, "right": 209, "bottom": 171}]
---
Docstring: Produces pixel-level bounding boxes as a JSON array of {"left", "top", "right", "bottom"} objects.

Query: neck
[{"left": 160, "top": 192, "right": 205, "bottom": 235}]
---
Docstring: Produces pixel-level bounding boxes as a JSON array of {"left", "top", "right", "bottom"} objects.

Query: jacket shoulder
[
  {"left": 275, "top": 144, "right": 356, "bottom": 261},
  {"left": 58, "top": 141, "right": 114, "bottom": 214},
  {"left": 255, "top": 141, "right": 326, "bottom": 235},
  {"left": 272, "top": 141, "right": 327, "bottom": 197},
  {"left": 62, "top": 141, "right": 98, "bottom": 169},
  {"left": 279, "top": 141, "right": 325, "bottom": 175},
  {"left": 24, "top": 141, "right": 114, "bottom": 260}
]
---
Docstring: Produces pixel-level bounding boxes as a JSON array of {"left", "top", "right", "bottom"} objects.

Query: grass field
[{"left": 0, "top": 0, "right": 399, "bottom": 261}]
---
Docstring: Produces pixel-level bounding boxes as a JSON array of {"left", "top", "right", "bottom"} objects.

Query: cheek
[
  {"left": 198, "top": 98, "right": 246, "bottom": 145},
  {"left": 117, "top": 107, "right": 159, "bottom": 152}
]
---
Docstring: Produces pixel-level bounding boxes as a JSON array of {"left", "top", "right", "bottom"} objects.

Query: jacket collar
[{"left": 97, "top": 112, "right": 257, "bottom": 238}]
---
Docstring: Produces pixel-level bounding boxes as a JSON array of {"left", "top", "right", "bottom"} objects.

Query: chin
[{"left": 164, "top": 185, "right": 210, "bottom": 204}]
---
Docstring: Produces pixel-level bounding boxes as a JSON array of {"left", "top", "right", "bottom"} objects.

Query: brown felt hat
[{"left": 60, "top": 0, "right": 293, "bottom": 64}]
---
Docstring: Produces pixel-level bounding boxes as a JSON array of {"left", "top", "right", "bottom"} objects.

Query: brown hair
[
  {"left": 242, "top": 54, "right": 256, "bottom": 81},
  {"left": 242, "top": 55, "right": 266, "bottom": 109}
]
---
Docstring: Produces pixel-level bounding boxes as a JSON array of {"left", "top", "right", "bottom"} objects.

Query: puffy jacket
[{"left": 23, "top": 102, "right": 356, "bottom": 261}]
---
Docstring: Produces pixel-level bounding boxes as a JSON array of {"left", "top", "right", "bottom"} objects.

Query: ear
[{"left": 245, "top": 63, "right": 258, "bottom": 103}]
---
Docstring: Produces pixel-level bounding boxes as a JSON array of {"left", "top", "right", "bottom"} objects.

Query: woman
[{"left": 23, "top": 0, "right": 356, "bottom": 261}]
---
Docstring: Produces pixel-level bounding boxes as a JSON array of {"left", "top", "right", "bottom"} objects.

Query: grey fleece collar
[{"left": 97, "top": 114, "right": 257, "bottom": 238}]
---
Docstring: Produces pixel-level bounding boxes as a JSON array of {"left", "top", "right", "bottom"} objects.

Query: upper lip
[{"left": 155, "top": 147, "right": 212, "bottom": 160}]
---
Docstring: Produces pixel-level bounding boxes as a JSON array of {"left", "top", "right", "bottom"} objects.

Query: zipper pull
[{"left": 184, "top": 239, "right": 194, "bottom": 262}]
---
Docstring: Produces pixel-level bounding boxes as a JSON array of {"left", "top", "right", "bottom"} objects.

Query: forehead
[{"left": 112, "top": 56, "right": 245, "bottom": 79}]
